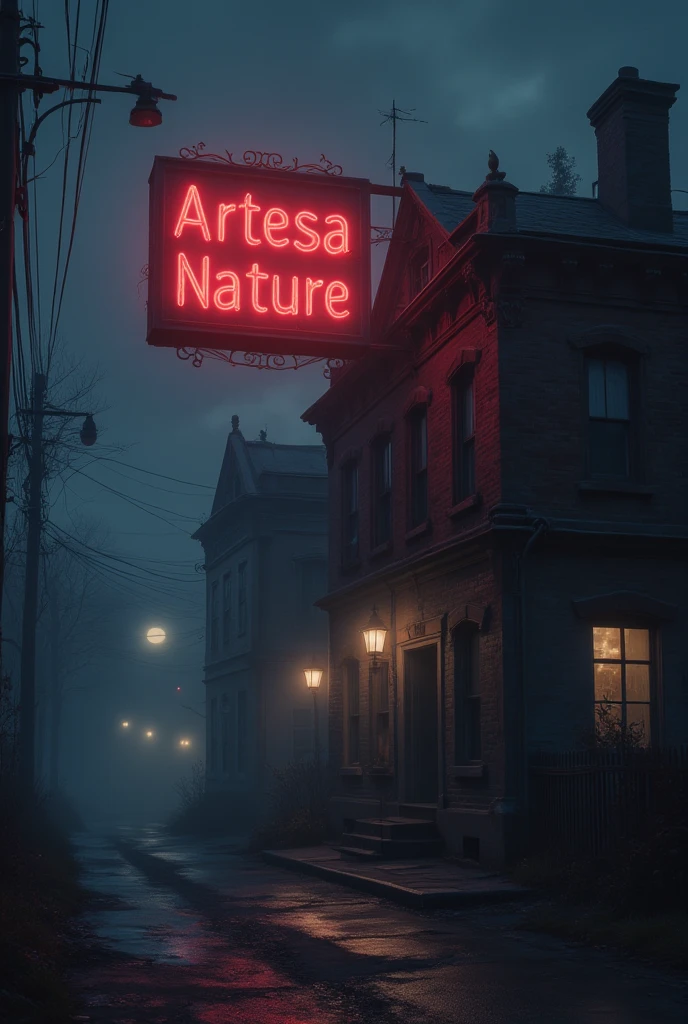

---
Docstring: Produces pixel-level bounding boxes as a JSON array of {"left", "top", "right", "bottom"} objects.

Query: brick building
[
  {"left": 303, "top": 67, "right": 688, "bottom": 866},
  {"left": 194, "top": 417, "right": 328, "bottom": 819}
]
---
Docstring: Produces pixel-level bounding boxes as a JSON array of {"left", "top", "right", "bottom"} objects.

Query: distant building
[
  {"left": 303, "top": 67, "right": 688, "bottom": 866},
  {"left": 194, "top": 417, "right": 328, "bottom": 819}
]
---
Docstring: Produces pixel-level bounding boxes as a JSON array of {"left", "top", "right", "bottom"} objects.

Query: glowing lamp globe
[
  {"left": 362, "top": 607, "right": 387, "bottom": 658},
  {"left": 304, "top": 666, "right": 323, "bottom": 690},
  {"left": 129, "top": 94, "right": 162, "bottom": 128},
  {"left": 146, "top": 626, "right": 166, "bottom": 645}
]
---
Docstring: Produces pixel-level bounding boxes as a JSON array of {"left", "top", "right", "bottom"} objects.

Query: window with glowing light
[{"left": 593, "top": 626, "right": 653, "bottom": 746}]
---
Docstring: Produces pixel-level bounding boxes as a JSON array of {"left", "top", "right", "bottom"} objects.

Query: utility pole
[
  {"left": 0, "top": 0, "right": 20, "bottom": 646},
  {"left": 49, "top": 582, "right": 61, "bottom": 792},
  {"left": 0, "top": 9, "right": 176, "bottom": 679},
  {"left": 17, "top": 374, "right": 96, "bottom": 795},
  {"left": 18, "top": 370, "right": 44, "bottom": 793}
]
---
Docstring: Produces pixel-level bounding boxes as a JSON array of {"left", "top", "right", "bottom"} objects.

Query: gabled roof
[
  {"left": 205, "top": 420, "right": 327, "bottom": 524},
  {"left": 407, "top": 178, "right": 688, "bottom": 248}
]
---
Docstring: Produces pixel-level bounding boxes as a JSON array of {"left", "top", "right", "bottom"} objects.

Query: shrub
[{"left": 248, "top": 756, "right": 333, "bottom": 851}]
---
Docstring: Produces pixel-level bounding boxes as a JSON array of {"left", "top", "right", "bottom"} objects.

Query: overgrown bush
[{"left": 248, "top": 756, "right": 333, "bottom": 851}]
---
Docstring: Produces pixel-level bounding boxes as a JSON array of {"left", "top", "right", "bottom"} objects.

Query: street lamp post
[
  {"left": 362, "top": 607, "right": 388, "bottom": 668},
  {"left": 304, "top": 663, "right": 323, "bottom": 762}
]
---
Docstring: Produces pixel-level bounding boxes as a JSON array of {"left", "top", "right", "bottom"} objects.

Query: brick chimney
[{"left": 587, "top": 67, "right": 679, "bottom": 233}]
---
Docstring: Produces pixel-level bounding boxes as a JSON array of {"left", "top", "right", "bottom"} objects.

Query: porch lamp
[
  {"left": 304, "top": 666, "right": 323, "bottom": 690},
  {"left": 362, "top": 607, "right": 388, "bottom": 667},
  {"left": 303, "top": 661, "right": 323, "bottom": 761}
]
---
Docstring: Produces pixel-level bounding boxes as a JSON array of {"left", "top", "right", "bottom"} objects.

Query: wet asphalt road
[{"left": 71, "top": 827, "right": 687, "bottom": 1024}]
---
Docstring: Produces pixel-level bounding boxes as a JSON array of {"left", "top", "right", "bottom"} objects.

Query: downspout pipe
[{"left": 516, "top": 517, "right": 549, "bottom": 849}]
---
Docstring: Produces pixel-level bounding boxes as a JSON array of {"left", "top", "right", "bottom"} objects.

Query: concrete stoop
[
  {"left": 336, "top": 815, "right": 444, "bottom": 860},
  {"left": 262, "top": 844, "right": 531, "bottom": 909}
]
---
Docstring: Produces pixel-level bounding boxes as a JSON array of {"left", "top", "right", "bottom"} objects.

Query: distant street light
[
  {"left": 146, "top": 626, "right": 166, "bottom": 645},
  {"left": 121, "top": 720, "right": 130, "bottom": 728},
  {"left": 145, "top": 729, "right": 155, "bottom": 739},
  {"left": 179, "top": 738, "right": 191, "bottom": 748}
]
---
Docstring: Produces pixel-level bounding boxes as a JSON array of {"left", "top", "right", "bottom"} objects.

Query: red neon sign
[{"left": 147, "top": 158, "right": 371, "bottom": 357}]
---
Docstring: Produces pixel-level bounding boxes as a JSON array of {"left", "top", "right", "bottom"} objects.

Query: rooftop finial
[
  {"left": 486, "top": 150, "right": 506, "bottom": 182},
  {"left": 231, "top": 415, "right": 240, "bottom": 433}
]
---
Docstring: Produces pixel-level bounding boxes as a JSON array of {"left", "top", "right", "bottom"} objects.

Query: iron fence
[{"left": 529, "top": 747, "right": 688, "bottom": 859}]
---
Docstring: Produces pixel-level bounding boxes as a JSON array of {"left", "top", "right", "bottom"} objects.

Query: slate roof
[
  {"left": 408, "top": 178, "right": 688, "bottom": 249},
  {"left": 245, "top": 441, "right": 327, "bottom": 480}
]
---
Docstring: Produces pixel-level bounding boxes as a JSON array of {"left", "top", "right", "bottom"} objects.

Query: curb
[{"left": 262, "top": 850, "right": 532, "bottom": 909}]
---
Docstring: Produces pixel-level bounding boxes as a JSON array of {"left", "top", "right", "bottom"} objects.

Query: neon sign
[{"left": 147, "top": 158, "right": 371, "bottom": 357}]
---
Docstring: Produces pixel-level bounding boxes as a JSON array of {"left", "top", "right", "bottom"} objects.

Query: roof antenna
[{"left": 379, "top": 100, "right": 427, "bottom": 226}]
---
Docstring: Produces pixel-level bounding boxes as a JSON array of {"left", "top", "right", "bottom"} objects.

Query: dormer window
[{"left": 411, "top": 247, "right": 430, "bottom": 298}]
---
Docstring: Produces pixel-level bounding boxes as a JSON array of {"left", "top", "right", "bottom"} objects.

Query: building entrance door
[{"left": 403, "top": 644, "right": 438, "bottom": 803}]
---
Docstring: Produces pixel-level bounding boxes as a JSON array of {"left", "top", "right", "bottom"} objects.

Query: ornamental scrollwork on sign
[
  {"left": 176, "top": 347, "right": 345, "bottom": 377},
  {"left": 179, "top": 142, "right": 343, "bottom": 176}
]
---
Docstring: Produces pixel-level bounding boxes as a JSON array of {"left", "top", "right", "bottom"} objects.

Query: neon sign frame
[{"left": 147, "top": 157, "right": 371, "bottom": 358}]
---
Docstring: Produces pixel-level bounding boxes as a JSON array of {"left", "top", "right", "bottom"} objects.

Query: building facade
[
  {"left": 194, "top": 417, "right": 328, "bottom": 819},
  {"left": 303, "top": 67, "right": 688, "bottom": 866}
]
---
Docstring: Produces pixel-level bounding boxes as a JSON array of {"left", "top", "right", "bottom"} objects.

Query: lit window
[
  {"left": 593, "top": 626, "right": 652, "bottom": 746},
  {"left": 409, "top": 407, "right": 428, "bottom": 527},
  {"left": 588, "top": 358, "right": 630, "bottom": 478},
  {"left": 453, "top": 368, "right": 475, "bottom": 502},
  {"left": 341, "top": 461, "right": 359, "bottom": 565},
  {"left": 372, "top": 436, "right": 392, "bottom": 547}
]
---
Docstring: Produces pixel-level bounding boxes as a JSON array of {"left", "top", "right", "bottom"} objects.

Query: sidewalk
[{"left": 262, "top": 845, "right": 531, "bottom": 909}]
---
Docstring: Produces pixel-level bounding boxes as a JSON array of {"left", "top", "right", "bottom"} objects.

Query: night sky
[{"left": 10, "top": 0, "right": 687, "bottom": 818}]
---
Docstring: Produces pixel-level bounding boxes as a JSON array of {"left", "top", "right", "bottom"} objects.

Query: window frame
[
  {"left": 341, "top": 459, "right": 360, "bottom": 566},
  {"left": 210, "top": 580, "right": 219, "bottom": 655},
  {"left": 592, "top": 623, "right": 655, "bottom": 747},
  {"left": 408, "top": 405, "right": 428, "bottom": 528},
  {"left": 371, "top": 434, "right": 393, "bottom": 548},
  {"left": 578, "top": 340, "right": 643, "bottom": 484},
  {"left": 453, "top": 622, "right": 482, "bottom": 764},
  {"left": 222, "top": 571, "right": 232, "bottom": 648},
  {"left": 452, "top": 366, "right": 476, "bottom": 503},
  {"left": 237, "top": 561, "right": 248, "bottom": 636}
]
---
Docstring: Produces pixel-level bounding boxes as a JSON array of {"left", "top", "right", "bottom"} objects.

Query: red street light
[{"left": 129, "top": 92, "right": 162, "bottom": 128}]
